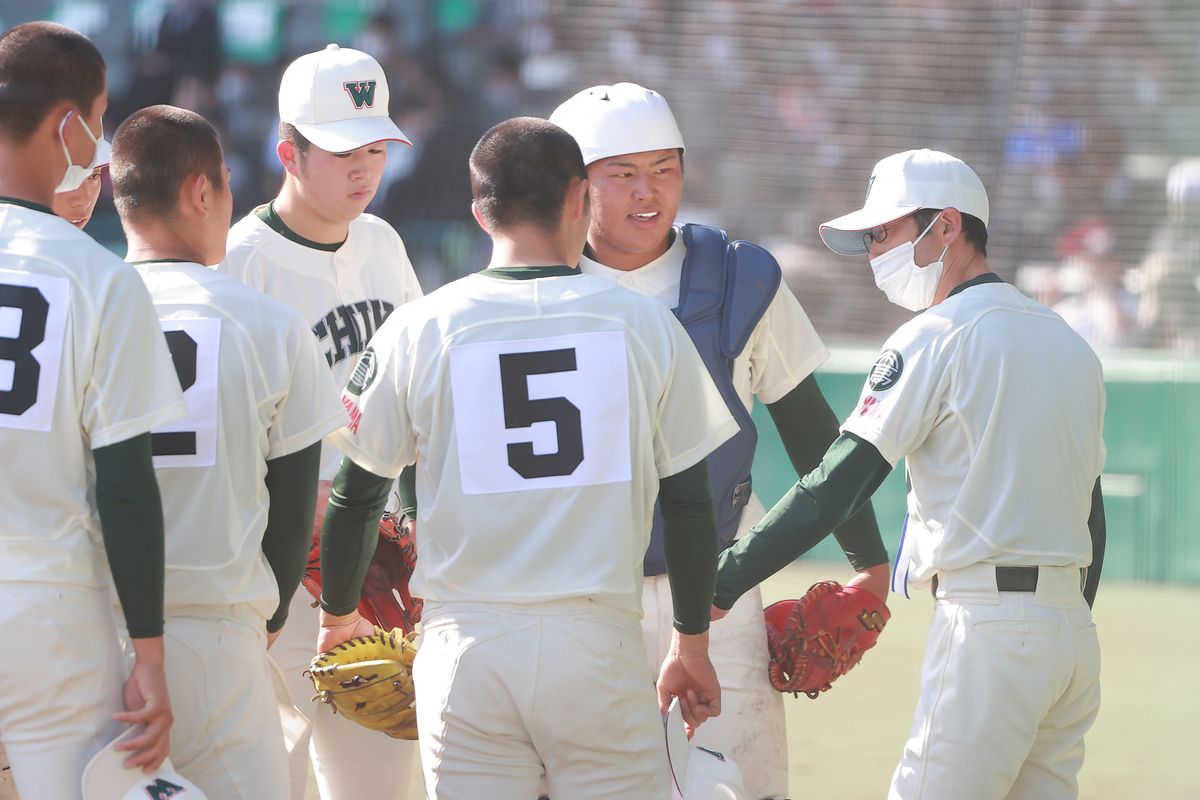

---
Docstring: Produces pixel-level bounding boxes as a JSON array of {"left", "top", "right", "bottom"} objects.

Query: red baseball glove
[
  {"left": 303, "top": 512, "right": 423, "bottom": 634},
  {"left": 763, "top": 581, "right": 890, "bottom": 698}
]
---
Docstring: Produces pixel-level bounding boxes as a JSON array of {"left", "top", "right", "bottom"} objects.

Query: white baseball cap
[
  {"left": 819, "top": 148, "right": 990, "bottom": 256},
  {"left": 278, "top": 43, "right": 411, "bottom": 153},
  {"left": 549, "top": 82, "right": 685, "bottom": 166},
  {"left": 82, "top": 726, "right": 207, "bottom": 799}
]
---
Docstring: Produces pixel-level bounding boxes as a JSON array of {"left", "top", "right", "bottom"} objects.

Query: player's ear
[
  {"left": 939, "top": 207, "right": 963, "bottom": 247},
  {"left": 567, "top": 177, "right": 590, "bottom": 224},
  {"left": 181, "top": 172, "right": 208, "bottom": 216},
  {"left": 277, "top": 140, "right": 300, "bottom": 176},
  {"left": 470, "top": 201, "right": 490, "bottom": 235}
]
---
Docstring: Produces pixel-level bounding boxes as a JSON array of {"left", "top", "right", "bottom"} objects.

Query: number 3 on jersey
[
  {"left": 0, "top": 270, "right": 68, "bottom": 431},
  {"left": 450, "top": 331, "right": 632, "bottom": 494},
  {"left": 150, "top": 318, "right": 220, "bottom": 468}
]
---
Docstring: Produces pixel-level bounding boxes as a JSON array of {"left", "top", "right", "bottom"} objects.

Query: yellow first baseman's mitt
[{"left": 307, "top": 627, "right": 419, "bottom": 739}]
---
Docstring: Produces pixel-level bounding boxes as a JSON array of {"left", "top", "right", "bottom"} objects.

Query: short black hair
[
  {"left": 914, "top": 207, "right": 988, "bottom": 257},
  {"left": 111, "top": 105, "right": 225, "bottom": 221},
  {"left": 0, "top": 22, "right": 106, "bottom": 143},
  {"left": 278, "top": 121, "right": 310, "bottom": 155},
  {"left": 470, "top": 117, "right": 587, "bottom": 233}
]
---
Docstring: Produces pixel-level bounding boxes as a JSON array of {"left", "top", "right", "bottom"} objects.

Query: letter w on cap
[{"left": 343, "top": 80, "right": 377, "bottom": 109}]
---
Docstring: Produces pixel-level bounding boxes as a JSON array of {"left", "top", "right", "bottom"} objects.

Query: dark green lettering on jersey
[
  {"left": 343, "top": 80, "right": 377, "bottom": 109},
  {"left": 313, "top": 299, "right": 395, "bottom": 367},
  {"left": 346, "top": 347, "right": 378, "bottom": 396}
]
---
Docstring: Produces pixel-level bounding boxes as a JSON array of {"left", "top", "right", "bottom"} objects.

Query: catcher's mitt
[
  {"left": 303, "top": 511, "right": 424, "bottom": 634},
  {"left": 763, "top": 581, "right": 890, "bottom": 698},
  {"left": 307, "top": 627, "right": 419, "bottom": 739}
]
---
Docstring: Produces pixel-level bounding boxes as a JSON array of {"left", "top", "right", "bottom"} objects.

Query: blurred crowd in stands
[{"left": 6, "top": 0, "right": 1200, "bottom": 353}]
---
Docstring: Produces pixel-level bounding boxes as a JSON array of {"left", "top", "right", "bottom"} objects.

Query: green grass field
[{"left": 301, "top": 561, "right": 1199, "bottom": 800}]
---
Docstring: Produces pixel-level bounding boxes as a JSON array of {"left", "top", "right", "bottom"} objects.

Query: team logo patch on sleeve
[
  {"left": 346, "top": 347, "right": 378, "bottom": 396},
  {"left": 868, "top": 349, "right": 903, "bottom": 391}
]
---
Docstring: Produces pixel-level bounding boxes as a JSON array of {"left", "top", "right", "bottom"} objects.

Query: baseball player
[
  {"left": 713, "top": 149, "right": 1107, "bottom": 800},
  {"left": 549, "top": 82, "right": 889, "bottom": 798},
  {"left": 318, "top": 116, "right": 731, "bottom": 799},
  {"left": 218, "top": 44, "right": 423, "bottom": 798},
  {"left": 51, "top": 135, "right": 109, "bottom": 228},
  {"left": 111, "top": 105, "right": 347, "bottom": 799},
  {"left": 0, "top": 22, "right": 186, "bottom": 798}
]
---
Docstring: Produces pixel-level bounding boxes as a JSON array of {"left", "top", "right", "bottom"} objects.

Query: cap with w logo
[{"left": 279, "top": 43, "right": 411, "bottom": 153}]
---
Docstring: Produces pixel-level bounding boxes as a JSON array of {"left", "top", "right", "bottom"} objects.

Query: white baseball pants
[
  {"left": 416, "top": 599, "right": 670, "bottom": 800},
  {"left": 0, "top": 583, "right": 125, "bottom": 800},
  {"left": 144, "top": 605, "right": 291, "bottom": 799},
  {"left": 641, "top": 581, "right": 789, "bottom": 799},
  {"left": 889, "top": 563, "right": 1101, "bottom": 799}
]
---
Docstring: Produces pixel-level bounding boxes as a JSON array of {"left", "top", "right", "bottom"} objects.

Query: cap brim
[
  {"left": 292, "top": 117, "right": 411, "bottom": 153},
  {"left": 818, "top": 205, "right": 919, "bottom": 255},
  {"left": 82, "top": 727, "right": 208, "bottom": 799}
]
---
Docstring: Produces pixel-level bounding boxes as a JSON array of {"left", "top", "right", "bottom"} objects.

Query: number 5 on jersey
[
  {"left": 449, "top": 331, "right": 632, "bottom": 494},
  {"left": 151, "top": 318, "right": 220, "bottom": 468}
]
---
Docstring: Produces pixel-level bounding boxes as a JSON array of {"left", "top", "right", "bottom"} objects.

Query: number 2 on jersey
[{"left": 150, "top": 318, "right": 220, "bottom": 468}]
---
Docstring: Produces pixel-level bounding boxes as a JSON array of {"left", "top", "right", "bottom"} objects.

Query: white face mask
[
  {"left": 868, "top": 213, "right": 949, "bottom": 311},
  {"left": 56, "top": 111, "right": 101, "bottom": 193}
]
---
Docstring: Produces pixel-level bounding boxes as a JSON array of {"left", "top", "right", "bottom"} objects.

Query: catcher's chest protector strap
[{"left": 644, "top": 223, "right": 782, "bottom": 576}]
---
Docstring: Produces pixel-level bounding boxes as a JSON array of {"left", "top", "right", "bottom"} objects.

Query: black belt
[{"left": 931, "top": 566, "right": 1086, "bottom": 594}]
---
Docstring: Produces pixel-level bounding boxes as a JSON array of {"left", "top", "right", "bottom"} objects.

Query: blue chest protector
[{"left": 643, "top": 224, "right": 782, "bottom": 576}]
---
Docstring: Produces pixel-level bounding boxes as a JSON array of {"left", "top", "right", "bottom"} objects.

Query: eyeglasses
[{"left": 862, "top": 224, "right": 890, "bottom": 251}]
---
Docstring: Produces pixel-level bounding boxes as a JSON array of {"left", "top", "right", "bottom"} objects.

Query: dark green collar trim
[
  {"left": 0, "top": 196, "right": 54, "bottom": 215},
  {"left": 128, "top": 258, "right": 195, "bottom": 266},
  {"left": 948, "top": 271, "right": 1003, "bottom": 298},
  {"left": 480, "top": 265, "right": 580, "bottom": 280},
  {"left": 255, "top": 201, "right": 344, "bottom": 252}
]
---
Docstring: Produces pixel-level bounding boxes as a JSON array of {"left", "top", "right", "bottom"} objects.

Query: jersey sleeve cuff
[
  {"left": 89, "top": 399, "right": 189, "bottom": 450},
  {"left": 839, "top": 421, "right": 903, "bottom": 468},
  {"left": 756, "top": 345, "right": 831, "bottom": 406},
  {"left": 268, "top": 411, "right": 350, "bottom": 461},
  {"left": 658, "top": 416, "right": 741, "bottom": 478},
  {"left": 326, "top": 429, "right": 406, "bottom": 480}
]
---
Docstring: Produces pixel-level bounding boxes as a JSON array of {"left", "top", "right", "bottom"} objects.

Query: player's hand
[
  {"left": 317, "top": 608, "right": 374, "bottom": 653},
  {"left": 846, "top": 561, "right": 890, "bottom": 602},
  {"left": 112, "top": 637, "right": 173, "bottom": 771},
  {"left": 710, "top": 604, "right": 729, "bottom": 622},
  {"left": 656, "top": 629, "right": 721, "bottom": 735}
]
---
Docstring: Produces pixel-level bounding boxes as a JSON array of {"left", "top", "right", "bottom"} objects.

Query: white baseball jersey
[
  {"left": 220, "top": 204, "right": 423, "bottom": 478},
  {"left": 0, "top": 200, "right": 186, "bottom": 588},
  {"left": 330, "top": 269, "right": 739, "bottom": 615},
  {"left": 133, "top": 260, "right": 347, "bottom": 615},
  {"left": 842, "top": 279, "right": 1106, "bottom": 590}
]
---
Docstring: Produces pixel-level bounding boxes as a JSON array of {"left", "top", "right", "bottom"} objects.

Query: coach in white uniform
[
  {"left": 714, "top": 149, "right": 1107, "bottom": 799},
  {"left": 319, "top": 117, "right": 732, "bottom": 799},
  {"left": 551, "top": 83, "right": 890, "bottom": 798},
  {"left": 111, "top": 105, "right": 348, "bottom": 799},
  {"left": 219, "top": 44, "right": 423, "bottom": 799},
  {"left": 0, "top": 22, "right": 186, "bottom": 798}
]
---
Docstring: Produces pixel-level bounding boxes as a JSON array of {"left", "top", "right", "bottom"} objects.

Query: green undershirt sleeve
[
  {"left": 261, "top": 443, "right": 322, "bottom": 633},
  {"left": 93, "top": 433, "right": 165, "bottom": 639},
  {"left": 1084, "top": 477, "right": 1105, "bottom": 608},
  {"left": 319, "top": 457, "right": 393, "bottom": 615},
  {"left": 714, "top": 432, "right": 892, "bottom": 610},
  {"left": 397, "top": 464, "right": 417, "bottom": 518},
  {"left": 767, "top": 376, "right": 889, "bottom": 570},
  {"left": 660, "top": 459, "right": 718, "bottom": 635}
]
